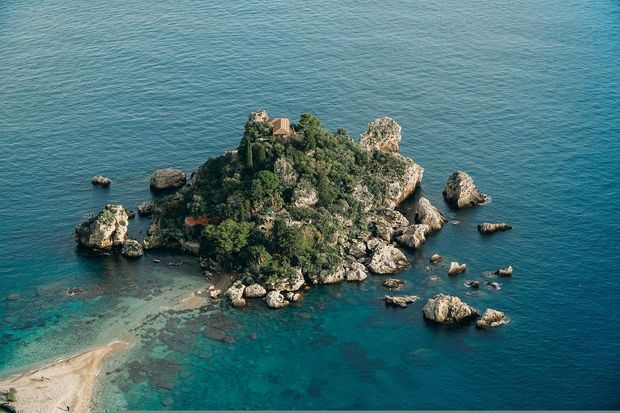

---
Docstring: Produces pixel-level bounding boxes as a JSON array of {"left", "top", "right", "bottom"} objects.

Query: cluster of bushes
[{"left": 154, "top": 112, "right": 406, "bottom": 282}]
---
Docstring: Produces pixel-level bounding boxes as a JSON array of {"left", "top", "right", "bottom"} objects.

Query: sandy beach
[{"left": 0, "top": 340, "right": 130, "bottom": 413}]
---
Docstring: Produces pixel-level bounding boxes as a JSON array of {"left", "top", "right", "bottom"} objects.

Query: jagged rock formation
[
  {"left": 121, "top": 239, "right": 143, "bottom": 258},
  {"left": 383, "top": 278, "right": 405, "bottom": 289},
  {"left": 443, "top": 171, "right": 487, "bottom": 208},
  {"left": 74, "top": 205, "right": 128, "bottom": 250},
  {"left": 394, "top": 224, "right": 431, "bottom": 249},
  {"left": 476, "top": 309, "right": 508, "bottom": 329},
  {"left": 91, "top": 175, "right": 111, "bottom": 187},
  {"left": 368, "top": 243, "right": 409, "bottom": 274},
  {"left": 265, "top": 291, "right": 289, "bottom": 309},
  {"left": 308, "top": 267, "right": 345, "bottom": 285},
  {"left": 448, "top": 261, "right": 467, "bottom": 275},
  {"left": 384, "top": 295, "right": 418, "bottom": 308},
  {"left": 344, "top": 260, "right": 368, "bottom": 282},
  {"left": 226, "top": 281, "right": 246, "bottom": 307},
  {"left": 423, "top": 294, "right": 478, "bottom": 324},
  {"left": 415, "top": 197, "right": 446, "bottom": 231},
  {"left": 478, "top": 223, "right": 512, "bottom": 234},
  {"left": 244, "top": 283, "right": 267, "bottom": 298},
  {"left": 150, "top": 168, "right": 186, "bottom": 190}
]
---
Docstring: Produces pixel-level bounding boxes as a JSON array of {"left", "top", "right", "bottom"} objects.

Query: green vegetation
[
  {"left": 150, "top": 111, "right": 412, "bottom": 284},
  {"left": 6, "top": 388, "right": 16, "bottom": 402}
]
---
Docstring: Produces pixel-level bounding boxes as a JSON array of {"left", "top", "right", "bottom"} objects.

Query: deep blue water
[{"left": 1, "top": 0, "right": 620, "bottom": 410}]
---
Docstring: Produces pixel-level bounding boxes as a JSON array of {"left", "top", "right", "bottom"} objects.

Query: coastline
[{"left": 0, "top": 340, "right": 131, "bottom": 413}]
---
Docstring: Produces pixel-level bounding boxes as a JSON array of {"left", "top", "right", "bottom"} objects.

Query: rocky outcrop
[
  {"left": 443, "top": 171, "right": 487, "bottom": 208},
  {"left": 291, "top": 177, "right": 318, "bottom": 208},
  {"left": 74, "top": 204, "right": 128, "bottom": 250},
  {"left": 150, "top": 168, "right": 186, "bottom": 191},
  {"left": 494, "top": 266, "right": 513, "bottom": 276},
  {"left": 309, "top": 267, "right": 345, "bottom": 285},
  {"left": 274, "top": 157, "right": 298, "bottom": 189},
  {"left": 368, "top": 243, "right": 409, "bottom": 274},
  {"left": 476, "top": 309, "right": 508, "bottom": 329},
  {"left": 478, "top": 223, "right": 512, "bottom": 234},
  {"left": 346, "top": 240, "right": 368, "bottom": 259},
  {"left": 394, "top": 224, "right": 430, "bottom": 249},
  {"left": 385, "top": 295, "right": 418, "bottom": 308},
  {"left": 91, "top": 175, "right": 111, "bottom": 187},
  {"left": 384, "top": 155, "right": 424, "bottom": 208},
  {"left": 265, "top": 291, "right": 289, "bottom": 309},
  {"left": 121, "top": 239, "right": 143, "bottom": 258},
  {"left": 345, "top": 261, "right": 368, "bottom": 282},
  {"left": 448, "top": 261, "right": 467, "bottom": 275},
  {"left": 142, "top": 222, "right": 166, "bottom": 250},
  {"left": 138, "top": 201, "right": 154, "bottom": 217},
  {"left": 464, "top": 280, "right": 480, "bottom": 289},
  {"left": 244, "top": 284, "right": 267, "bottom": 298},
  {"left": 359, "top": 117, "right": 402, "bottom": 153},
  {"left": 415, "top": 197, "right": 446, "bottom": 231},
  {"left": 225, "top": 281, "right": 246, "bottom": 307},
  {"left": 285, "top": 291, "right": 303, "bottom": 302},
  {"left": 486, "top": 281, "right": 501, "bottom": 290},
  {"left": 430, "top": 254, "right": 443, "bottom": 264},
  {"left": 264, "top": 268, "right": 305, "bottom": 292},
  {"left": 383, "top": 278, "right": 405, "bottom": 289},
  {"left": 423, "top": 294, "right": 478, "bottom": 324}
]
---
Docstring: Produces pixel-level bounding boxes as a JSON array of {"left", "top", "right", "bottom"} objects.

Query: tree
[
  {"left": 6, "top": 387, "right": 17, "bottom": 402},
  {"left": 249, "top": 170, "right": 280, "bottom": 204},
  {"left": 202, "top": 219, "right": 252, "bottom": 260},
  {"left": 245, "top": 139, "right": 254, "bottom": 170}
]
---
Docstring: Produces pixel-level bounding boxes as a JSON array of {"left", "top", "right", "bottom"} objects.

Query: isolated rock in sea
[
  {"left": 345, "top": 261, "right": 368, "bottom": 282},
  {"left": 150, "top": 168, "right": 187, "bottom": 190},
  {"left": 265, "top": 291, "right": 289, "bottom": 309},
  {"left": 74, "top": 204, "right": 129, "bottom": 250},
  {"left": 476, "top": 309, "right": 508, "bottom": 329},
  {"left": 415, "top": 197, "right": 446, "bottom": 231},
  {"left": 226, "top": 281, "right": 246, "bottom": 307},
  {"left": 244, "top": 283, "right": 267, "bottom": 298},
  {"left": 448, "top": 261, "right": 467, "bottom": 275},
  {"left": 383, "top": 278, "right": 405, "bottom": 289},
  {"left": 423, "top": 294, "right": 478, "bottom": 324},
  {"left": 430, "top": 254, "right": 443, "bottom": 264},
  {"left": 368, "top": 243, "right": 409, "bottom": 274},
  {"left": 285, "top": 291, "right": 303, "bottom": 302},
  {"left": 494, "top": 266, "right": 513, "bottom": 276},
  {"left": 138, "top": 201, "right": 155, "bottom": 217},
  {"left": 264, "top": 267, "right": 305, "bottom": 291},
  {"left": 359, "top": 117, "right": 402, "bottom": 153},
  {"left": 394, "top": 224, "right": 431, "bottom": 249},
  {"left": 478, "top": 223, "right": 512, "bottom": 234},
  {"left": 121, "top": 239, "right": 144, "bottom": 258},
  {"left": 91, "top": 175, "right": 111, "bottom": 187},
  {"left": 464, "top": 280, "right": 480, "bottom": 289},
  {"left": 385, "top": 295, "right": 418, "bottom": 308},
  {"left": 443, "top": 171, "right": 487, "bottom": 208},
  {"left": 487, "top": 281, "right": 501, "bottom": 290}
]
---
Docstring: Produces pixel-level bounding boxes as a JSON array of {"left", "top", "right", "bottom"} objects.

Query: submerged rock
[
  {"left": 443, "top": 171, "right": 487, "bottom": 208},
  {"left": 368, "top": 243, "right": 409, "bottom": 274},
  {"left": 383, "top": 278, "right": 406, "bottom": 289},
  {"left": 225, "top": 281, "right": 246, "bottom": 307},
  {"left": 74, "top": 204, "right": 128, "bottom": 250},
  {"left": 476, "top": 309, "right": 508, "bottom": 329},
  {"left": 384, "top": 295, "right": 418, "bottom": 308},
  {"left": 394, "top": 224, "right": 431, "bottom": 249},
  {"left": 415, "top": 197, "right": 446, "bottom": 231},
  {"left": 150, "top": 168, "right": 186, "bottom": 190},
  {"left": 487, "top": 281, "right": 501, "bottom": 290},
  {"left": 138, "top": 201, "right": 154, "bottom": 217},
  {"left": 478, "top": 223, "right": 512, "bottom": 234},
  {"left": 121, "top": 239, "right": 144, "bottom": 258},
  {"left": 91, "top": 175, "right": 111, "bottom": 187},
  {"left": 494, "top": 266, "right": 513, "bottom": 276},
  {"left": 265, "top": 291, "right": 289, "bottom": 309},
  {"left": 464, "top": 280, "right": 480, "bottom": 289},
  {"left": 448, "top": 261, "right": 467, "bottom": 275},
  {"left": 430, "top": 253, "right": 443, "bottom": 264},
  {"left": 244, "top": 283, "right": 267, "bottom": 298},
  {"left": 423, "top": 294, "right": 478, "bottom": 324}
]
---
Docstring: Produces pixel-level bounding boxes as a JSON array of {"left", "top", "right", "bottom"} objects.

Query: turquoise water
[{"left": 1, "top": 0, "right": 620, "bottom": 410}]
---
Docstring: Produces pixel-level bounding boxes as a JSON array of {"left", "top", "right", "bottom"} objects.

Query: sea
[{"left": 1, "top": 0, "right": 619, "bottom": 410}]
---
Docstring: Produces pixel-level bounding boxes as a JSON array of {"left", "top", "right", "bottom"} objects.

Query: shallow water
[{"left": 1, "top": 0, "right": 619, "bottom": 410}]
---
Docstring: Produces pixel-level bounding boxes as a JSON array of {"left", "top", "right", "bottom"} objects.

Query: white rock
[{"left": 423, "top": 294, "right": 478, "bottom": 324}]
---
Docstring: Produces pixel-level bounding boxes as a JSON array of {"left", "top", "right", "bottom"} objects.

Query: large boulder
[
  {"left": 394, "top": 224, "right": 431, "bottom": 249},
  {"left": 385, "top": 295, "right": 418, "bottom": 308},
  {"left": 368, "top": 243, "right": 409, "bottom": 274},
  {"left": 448, "top": 261, "right": 467, "bottom": 275},
  {"left": 383, "top": 278, "right": 405, "bottom": 289},
  {"left": 264, "top": 268, "right": 305, "bottom": 292},
  {"left": 265, "top": 291, "right": 289, "bottom": 309},
  {"left": 150, "top": 168, "right": 186, "bottom": 191},
  {"left": 359, "top": 117, "right": 402, "bottom": 153},
  {"left": 478, "top": 223, "right": 512, "bottom": 234},
  {"left": 225, "top": 281, "right": 246, "bottom": 307},
  {"left": 345, "top": 261, "right": 368, "bottom": 282},
  {"left": 415, "top": 197, "right": 446, "bottom": 231},
  {"left": 443, "top": 171, "right": 487, "bottom": 208},
  {"left": 423, "top": 294, "right": 478, "bottom": 324},
  {"left": 346, "top": 240, "right": 368, "bottom": 259},
  {"left": 309, "top": 267, "right": 345, "bottom": 285},
  {"left": 384, "top": 155, "right": 424, "bottom": 208},
  {"left": 494, "top": 266, "right": 513, "bottom": 277},
  {"left": 121, "top": 239, "right": 143, "bottom": 258},
  {"left": 74, "top": 204, "right": 129, "bottom": 250},
  {"left": 91, "top": 175, "right": 111, "bottom": 187},
  {"left": 138, "top": 201, "right": 154, "bottom": 217},
  {"left": 476, "top": 309, "right": 508, "bottom": 329},
  {"left": 244, "top": 283, "right": 267, "bottom": 298}
]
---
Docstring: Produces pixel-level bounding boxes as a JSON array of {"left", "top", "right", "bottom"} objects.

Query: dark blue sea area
[{"left": 1, "top": 0, "right": 619, "bottom": 410}]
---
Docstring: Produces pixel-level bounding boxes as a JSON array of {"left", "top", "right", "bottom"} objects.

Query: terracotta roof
[
  {"left": 270, "top": 118, "right": 292, "bottom": 136},
  {"left": 184, "top": 217, "right": 212, "bottom": 226}
]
